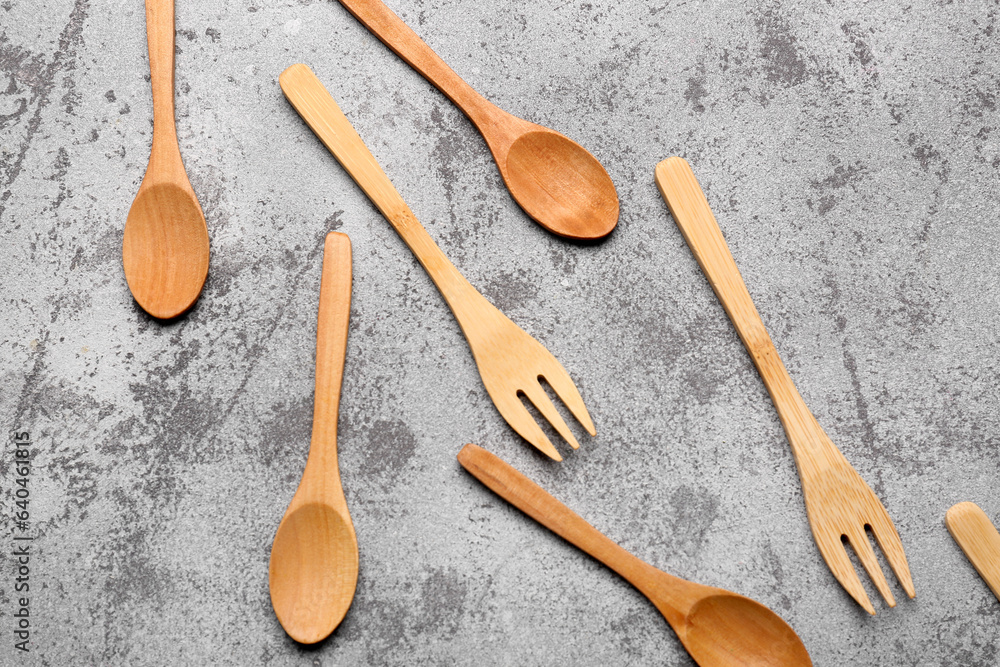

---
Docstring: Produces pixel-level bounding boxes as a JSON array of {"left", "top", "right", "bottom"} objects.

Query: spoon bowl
[
  {"left": 269, "top": 503, "right": 359, "bottom": 644},
  {"left": 682, "top": 594, "right": 813, "bottom": 666},
  {"left": 123, "top": 181, "right": 209, "bottom": 319},
  {"left": 503, "top": 130, "right": 619, "bottom": 239}
]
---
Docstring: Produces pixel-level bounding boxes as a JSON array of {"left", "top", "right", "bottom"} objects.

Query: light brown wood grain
[
  {"left": 458, "top": 444, "right": 813, "bottom": 667},
  {"left": 655, "top": 156, "right": 914, "bottom": 615},
  {"left": 269, "top": 232, "right": 358, "bottom": 644},
  {"left": 122, "top": 0, "right": 209, "bottom": 319},
  {"left": 946, "top": 502, "right": 1000, "bottom": 602},
  {"left": 335, "top": 0, "right": 619, "bottom": 239},
  {"left": 279, "top": 64, "right": 594, "bottom": 461}
]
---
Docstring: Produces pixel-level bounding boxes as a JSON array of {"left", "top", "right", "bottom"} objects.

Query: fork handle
[
  {"left": 279, "top": 64, "right": 493, "bottom": 327},
  {"left": 655, "top": 157, "right": 828, "bottom": 462}
]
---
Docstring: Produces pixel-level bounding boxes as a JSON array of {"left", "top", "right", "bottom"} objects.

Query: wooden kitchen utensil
[
  {"left": 335, "top": 0, "right": 619, "bottom": 240},
  {"left": 123, "top": 0, "right": 210, "bottom": 319},
  {"left": 655, "top": 156, "right": 914, "bottom": 615},
  {"left": 269, "top": 232, "right": 359, "bottom": 644},
  {"left": 946, "top": 501, "right": 1000, "bottom": 602},
  {"left": 458, "top": 444, "right": 813, "bottom": 666},
  {"left": 279, "top": 64, "right": 594, "bottom": 461}
]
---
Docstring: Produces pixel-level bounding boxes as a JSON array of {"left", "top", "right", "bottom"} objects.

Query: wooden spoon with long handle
[
  {"left": 123, "top": 0, "right": 210, "bottom": 319},
  {"left": 946, "top": 502, "right": 1000, "bottom": 602},
  {"left": 269, "top": 232, "right": 359, "bottom": 644},
  {"left": 335, "top": 0, "right": 619, "bottom": 240},
  {"left": 458, "top": 444, "right": 812, "bottom": 666}
]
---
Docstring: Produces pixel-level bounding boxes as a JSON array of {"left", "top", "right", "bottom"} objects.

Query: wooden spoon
[
  {"left": 458, "top": 444, "right": 813, "bottom": 667},
  {"left": 269, "top": 232, "right": 359, "bottom": 644},
  {"left": 336, "top": 0, "right": 619, "bottom": 240},
  {"left": 122, "top": 0, "right": 209, "bottom": 319}
]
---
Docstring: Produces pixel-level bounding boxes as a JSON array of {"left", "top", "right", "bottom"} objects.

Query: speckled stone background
[{"left": 2, "top": 0, "right": 999, "bottom": 664}]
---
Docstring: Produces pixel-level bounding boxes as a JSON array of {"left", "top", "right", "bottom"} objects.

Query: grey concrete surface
[{"left": 2, "top": 0, "right": 999, "bottom": 664}]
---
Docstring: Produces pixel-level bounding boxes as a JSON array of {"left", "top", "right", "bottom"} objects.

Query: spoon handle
[
  {"left": 302, "top": 232, "right": 353, "bottom": 504},
  {"left": 145, "top": 0, "right": 179, "bottom": 161},
  {"left": 279, "top": 64, "right": 485, "bottom": 320},
  {"left": 457, "top": 445, "right": 687, "bottom": 611},
  {"left": 335, "top": 0, "right": 505, "bottom": 136}
]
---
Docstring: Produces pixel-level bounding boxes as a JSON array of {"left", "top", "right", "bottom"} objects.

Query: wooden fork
[
  {"left": 655, "top": 157, "right": 914, "bottom": 614},
  {"left": 279, "top": 64, "right": 595, "bottom": 461}
]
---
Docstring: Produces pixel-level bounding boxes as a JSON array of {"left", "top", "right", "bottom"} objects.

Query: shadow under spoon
[
  {"left": 336, "top": 0, "right": 619, "bottom": 240},
  {"left": 123, "top": 0, "right": 209, "bottom": 319},
  {"left": 269, "top": 232, "right": 359, "bottom": 644},
  {"left": 458, "top": 444, "right": 813, "bottom": 667}
]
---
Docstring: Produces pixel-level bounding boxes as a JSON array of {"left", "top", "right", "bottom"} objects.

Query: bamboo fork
[
  {"left": 655, "top": 157, "right": 914, "bottom": 614},
  {"left": 279, "top": 64, "right": 595, "bottom": 461}
]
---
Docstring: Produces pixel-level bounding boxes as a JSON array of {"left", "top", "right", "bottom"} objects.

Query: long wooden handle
[
  {"left": 946, "top": 502, "right": 1000, "bottom": 602},
  {"left": 335, "top": 0, "right": 498, "bottom": 131},
  {"left": 457, "top": 445, "right": 682, "bottom": 611},
  {"left": 303, "top": 233, "right": 353, "bottom": 503},
  {"left": 145, "top": 0, "right": 179, "bottom": 159},
  {"left": 654, "top": 158, "right": 815, "bottom": 434},
  {"left": 279, "top": 64, "right": 482, "bottom": 314}
]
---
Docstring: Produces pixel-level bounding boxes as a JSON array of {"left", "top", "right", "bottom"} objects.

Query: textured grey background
[{"left": 2, "top": 0, "right": 999, "bottom": 664}]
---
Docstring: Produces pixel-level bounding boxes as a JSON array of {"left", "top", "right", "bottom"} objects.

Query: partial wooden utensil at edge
[
  {"left": 269, "top": 233, "right": 359, "bottom": 644},
  {"left": 946, "top": 502, "right": 1000, "bottom": 602},
  {"left": 279, "top": 64, "right": 594, "bottom": 461},
  {"left": 335, "top": 0, "right": 619, "bottom": 240},
  {"left": 458, "top": 444, "right": 813, "bottom": 667},
  {"left": 123, "top": 0, "right": 209, "bottom": 319},
  {"left": 655, "top": 157, "right": 914, "bottom": 615}
]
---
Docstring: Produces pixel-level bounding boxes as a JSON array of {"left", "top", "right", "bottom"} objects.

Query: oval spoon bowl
[
  {"left": 269, "top": 503, "right": 359, "bottom": 645},
  {"left": 503, "top": 130, "right": 619, "bottom": 239},
  {"left": 682, "top": 594, "right": 812, "bottom": 667},
  {"left": 123, "top": 182, "right": 209, "bottom": 319}
]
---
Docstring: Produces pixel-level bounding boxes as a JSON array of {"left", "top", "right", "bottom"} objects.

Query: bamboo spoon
[
  {"left": 946, "top": 502, "right": 1000, "bottom": 602},
  {"left": 122, "top": 0, "right": 209, "bottom": 319},
  {"left": 458, "top": 444, "right": 812, "bottom": 666},
  {"left": 269, "top": 232, "right": 358, "bottom": 644},
  {"left": 335, "top": 0, "right": 619, "bottom": 240},
  {"left": 279, "top": 64, "right": 594, "bottom": 461},
  {"left": 656, "top": 157, "right": 914, "bottom": 614}
]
